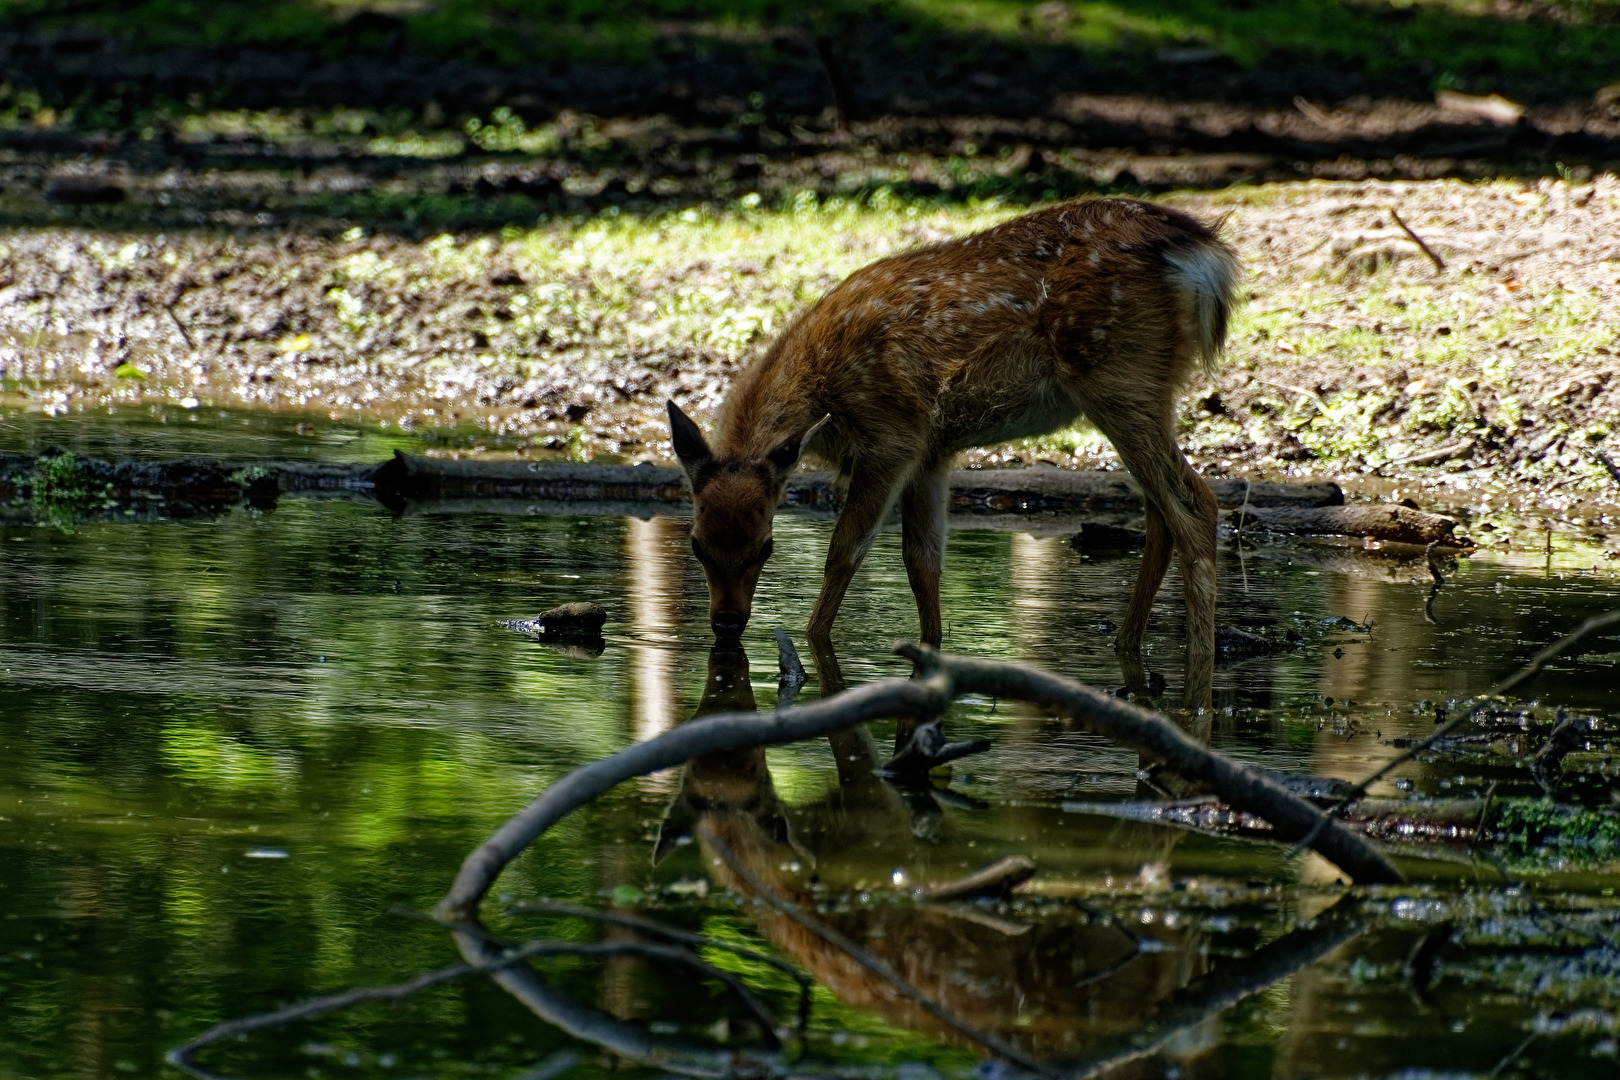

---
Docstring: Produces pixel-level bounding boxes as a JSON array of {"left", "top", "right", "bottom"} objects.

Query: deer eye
[{"left": 758, "top": 538, "right": 774, "bottom": 563}]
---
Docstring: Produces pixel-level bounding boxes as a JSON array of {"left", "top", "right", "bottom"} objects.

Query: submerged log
[
  {"left": 924, "top": 855, "right": 1038, "bottom": 901},
  {"left": 0, "top": 449, "right": 277, "bottom": 519},
  {"left": 500, "top": 602, "right": 609, "bottom": 655},
  {"left": 1230, "top": 503, "right": 1466, "bottom": 546},
  {"left": 1064, "top": 795, "right": 1484, "bottom": 846}
]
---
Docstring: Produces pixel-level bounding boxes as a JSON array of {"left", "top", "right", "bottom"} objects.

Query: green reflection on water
[{"left": 0, "top": 430, "right": 1619, "bottom": 1077}]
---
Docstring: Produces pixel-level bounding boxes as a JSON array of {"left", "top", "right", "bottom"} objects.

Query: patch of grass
[{"left": 415, "top": 192, "right": 1024, "bottom": 374}]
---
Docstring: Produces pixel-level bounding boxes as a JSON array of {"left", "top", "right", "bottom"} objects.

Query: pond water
[{"left": 3, "top": 407, "right": 1620, "bottom": 1080}]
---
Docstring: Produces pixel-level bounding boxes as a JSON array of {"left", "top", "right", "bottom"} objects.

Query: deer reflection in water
[{"left": 655, "top": 642, "right": 1217, "bottom": 1067}]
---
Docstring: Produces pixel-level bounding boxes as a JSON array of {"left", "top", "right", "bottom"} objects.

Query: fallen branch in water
[
  {"left": 436, "top": 673, "right": 947, "bottom": 921},
  {"left": 176, "top": 636, "right": 1407, "bottom": 1077},
  {"left": 897, "top": 646, "right": 1403, "bottom": 886},
  {"left": 438, "top": 643, "right": 1400, "bottom": 931},
  {"left": 924, "top": 854, "right": 1038, "bottom": 901}
]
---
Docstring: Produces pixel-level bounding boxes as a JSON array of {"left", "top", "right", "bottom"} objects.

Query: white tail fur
[{"left": 1164, "top": 238, "right": 1243, "bottom": 374}]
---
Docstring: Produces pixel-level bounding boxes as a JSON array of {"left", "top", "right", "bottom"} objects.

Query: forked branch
[{"left": 438, "top": 643, "right": 1400, "bottom": 928}]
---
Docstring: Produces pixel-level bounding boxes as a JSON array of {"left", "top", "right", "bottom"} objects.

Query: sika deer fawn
[{"left": 668, "top": 196, "right": 1240, "bottom": 667}]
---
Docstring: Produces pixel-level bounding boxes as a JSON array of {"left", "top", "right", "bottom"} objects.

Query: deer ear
[
  {"left": 766, "top": 414, "right": 830, "bottom": 478},
  {"left": 667, "top": 400, "right": 712, "bottom": 479}
]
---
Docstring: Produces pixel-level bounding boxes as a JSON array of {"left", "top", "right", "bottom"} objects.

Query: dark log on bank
[
  {"left": 368, "top": 453, "right": 688, "bottom": 507},
  {"left": 1229, "top": 503, "right": 1466, "bottom": 546},
  {"left": 0, "top": 449, "right": 278, "bottom": 519},
  {"left": 377, "top": 453, "right": 1345, "bottom": 514},
  {"left": 5, "top": 448, "right": 1359, "bottom": 527}
]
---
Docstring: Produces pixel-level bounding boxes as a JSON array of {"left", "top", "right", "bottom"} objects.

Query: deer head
[{"left": 667, "top": 400, "right": 826, "bottom": 640}]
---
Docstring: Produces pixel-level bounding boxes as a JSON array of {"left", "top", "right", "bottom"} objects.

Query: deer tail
[{"left": 1163, "top": 233, "right": 1242, "bottom": 377}]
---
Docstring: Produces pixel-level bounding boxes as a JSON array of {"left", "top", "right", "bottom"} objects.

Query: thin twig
[
  {"left": 1390, "top": 207, "right": 1446, "bottom": 272},
  {"left": 1255, "top": 378, "right": 1331, "bottom": 415},
  {"left": 1471, "top": 781, "right": 1498, "bottom": 851},
  {"left": 1488, "top": 1030, "right": 1540, "bottom": 1078},
  {"left": 1423, "top": 539, "right": 1448, "bottom": 624},
  {"left": 700, "top": 823, "right": 1056, "bottom": 1078},
  {"left": 165, "top": 302, "right": 195, "bottom": 350},
  {"left": 507, "top": 899, "right": 813, "bottom": 991},
  {"left": 170, "top": 961, "right": 485, "bottom": 1074},
  {"left": 1235, "top": 477, "right": 1253, "bottom": 592}
]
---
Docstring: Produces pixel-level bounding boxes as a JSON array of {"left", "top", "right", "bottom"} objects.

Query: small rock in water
[
  {"left": 500, "top": 601, "right": 608, "bottom": 656},
  {"left": 538, "top": 601, "right": 608, "bottom": 635}
]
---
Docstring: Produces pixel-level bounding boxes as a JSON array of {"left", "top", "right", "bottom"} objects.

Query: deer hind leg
[
  {"left": 899, "top": 461, "right": 949, "bottom": 649},
  {"left": 807, "top": 455, "right": 909, "bottom": 645},
  {"left": 1079, "top": 404, "right": 1219, "bottom": 679},
  {"left": 1118, "top": 500, "right": 1173, "bottom": 658}
]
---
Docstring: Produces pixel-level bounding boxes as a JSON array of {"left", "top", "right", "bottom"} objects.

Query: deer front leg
[
  {"left": 899, "top": 462, "right": 949, "bottom": 649},
  {"left": 807, "top": 457, "right": 907, "bottom": 645}
]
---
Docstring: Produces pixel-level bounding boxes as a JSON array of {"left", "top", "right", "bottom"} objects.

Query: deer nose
[{"left": 711, "top": 611, "right": 747, "bottom": 640}]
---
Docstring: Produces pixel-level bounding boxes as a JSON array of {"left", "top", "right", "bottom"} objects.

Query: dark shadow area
[{"left": 0, "top": 1, "right": 1616, "bottom": 232}]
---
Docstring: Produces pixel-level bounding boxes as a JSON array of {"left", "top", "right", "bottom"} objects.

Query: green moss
[
  {"left": 1492, "top": 797, "right": 1620, "bottom": 866},
  {"left": 27, "top": 452, "right": 116, "bottom": 531}
]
